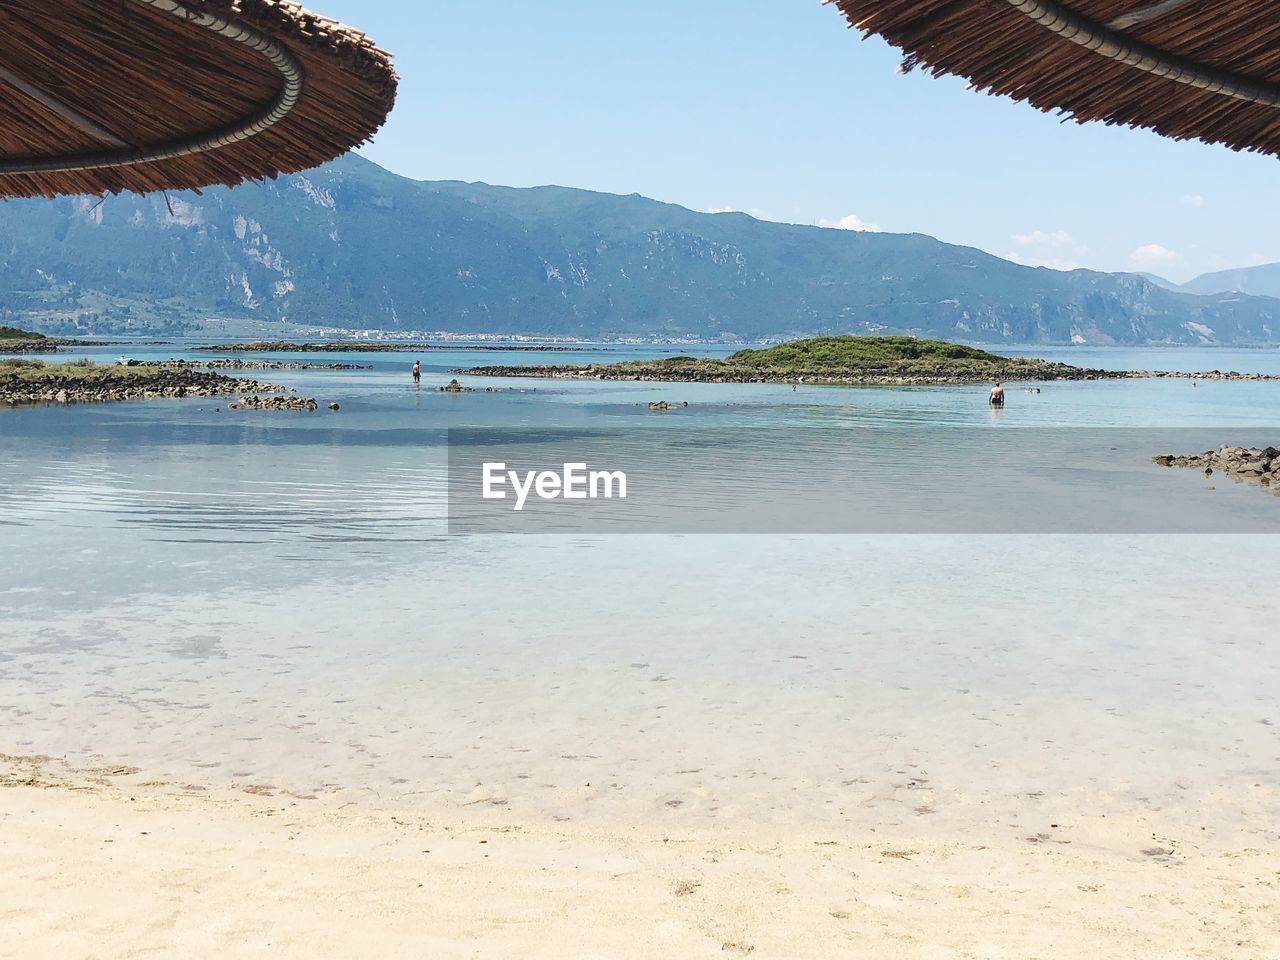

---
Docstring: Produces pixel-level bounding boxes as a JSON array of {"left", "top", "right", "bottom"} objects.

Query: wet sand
[{"left": 2, "top": 755, "right": 1277, "bottom": 960}]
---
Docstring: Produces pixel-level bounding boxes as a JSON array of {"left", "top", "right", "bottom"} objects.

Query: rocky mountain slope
[{"left": 1, "top": 153, "right": 1277, "bottom": 344}]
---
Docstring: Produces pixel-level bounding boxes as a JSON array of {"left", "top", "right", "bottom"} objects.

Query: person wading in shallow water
[
  {"left": 412, "top": 360, "right": 421, "bottom": 384},
  {"left": 989, "top": 382, "right": 1005, "bottom": 407}
]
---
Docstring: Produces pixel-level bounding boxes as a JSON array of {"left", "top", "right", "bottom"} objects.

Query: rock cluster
[
  {"left": 1154, "top": 445, "right": 1280, "bottom": 496},
  {"left": 0, "top": 337, "right": 128, "bottom": 355},
  {"left": 647, "top": 400, "right": 689, "bottom": 411},
  {"left": 0, "top": 367, "right": 278, "bottom": 406},
  {"left": 227, "top": 395, "right": 322, "bottom": 412},
  {"left": 439, "top": 379, "right": 473, "bottom": 393}
]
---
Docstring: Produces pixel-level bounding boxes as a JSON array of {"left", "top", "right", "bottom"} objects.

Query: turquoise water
[{"left": 1, "top": 343, "right": 1278, "bottom": 829}]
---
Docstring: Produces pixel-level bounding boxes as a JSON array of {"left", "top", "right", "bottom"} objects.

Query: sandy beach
[
  {"left": 2, "top": 755, "right": 1276, "bottom": 960},
  {"left": 3, "top": 530, "right": 1279, "bottom": 958}
]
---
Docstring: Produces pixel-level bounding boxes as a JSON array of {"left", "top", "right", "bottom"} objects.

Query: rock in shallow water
[
  {"left": 227, "top": 395, "right": 320, "bottom": 412},
  {"left": 647, "top": 400, "right": 689, "bottom": 411},
  {"left": 1154, "top": 445, "right": 1279, "bottom": 497}
]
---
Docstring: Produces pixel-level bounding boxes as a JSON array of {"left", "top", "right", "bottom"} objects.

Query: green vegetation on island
[
  {"left": 454, "top": 336, "right": 1280, "bottom": 385},
  {"left": 722, "top": 337, "right": 1040, "bottom": 374},
  {"left": 0, "top": 326, "right": 58, "bottom": 353},
  {"left": 0, "top": 326, "right": 131, "bottom": 354},
  {"left": 0, "top": 325, "right": 45, "bottom": 341}
]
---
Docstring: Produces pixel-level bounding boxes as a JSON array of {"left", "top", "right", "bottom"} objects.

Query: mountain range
[
  {"left": 1, "top": 152, "right": 1278, "bottom": 344},
  {"left": 1162, "top": 264, "right": 1280, "bottom": 299}
]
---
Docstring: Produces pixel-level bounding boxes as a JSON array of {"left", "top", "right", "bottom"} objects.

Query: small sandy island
[{"left": 2, "top": 755, "right": 1276, "bottom": 959}]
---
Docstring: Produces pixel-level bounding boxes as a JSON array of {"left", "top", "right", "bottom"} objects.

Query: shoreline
[
  {"left": 2, "top": 754, "right": 1276, "bottom": 959},
  {"left": 0, "top": 337, "right": 172, "bottom": 355},
  {"left": 137, "top": 358, "right": 373, "bottom": 371}
]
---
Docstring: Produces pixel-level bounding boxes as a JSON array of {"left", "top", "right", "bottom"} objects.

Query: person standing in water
[
  {"left": 989, "top": 382, "right": 1005, "bottom": 407},
  {"left": 411, "top": 360, "right": 421, "bottom": 384}
]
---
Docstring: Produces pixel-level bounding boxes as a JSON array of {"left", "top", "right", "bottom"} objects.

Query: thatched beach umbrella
[
  {"left": 827, "top": 0, "right": 1280, "bottom": 156},
  {"left": 0, "top": 0, "right": 396, "bottom": 199}
]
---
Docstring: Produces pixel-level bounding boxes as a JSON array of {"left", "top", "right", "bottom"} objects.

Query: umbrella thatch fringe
[
  {"left": 828, "top": 0, "right": 1280, "bottom": 158},
  {"left": 0, "top": 0, "right": 397, "bottom": 198}
]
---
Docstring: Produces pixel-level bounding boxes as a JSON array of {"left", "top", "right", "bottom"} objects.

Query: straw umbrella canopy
[
  {"left": 0, "top": 0, "right": 397, "bottom": 199},
  {"left": 827, "top": 0, "right": 1280, "bottom": 157}
]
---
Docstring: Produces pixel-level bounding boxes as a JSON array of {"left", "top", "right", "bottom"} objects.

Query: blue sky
[{"left": 321, "top": 0, "right": 1279, "bottom": 283}]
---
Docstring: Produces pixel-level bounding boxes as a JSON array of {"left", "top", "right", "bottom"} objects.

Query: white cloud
[
  {"left": 1004, "top": 228, "right": 1089, "bottom": 270},
  {"left": 1129, "top": 243, "right": 1179, "bottom": 271},
  {"left": 1013, "top": 229, "right": 1064, "bottom": 248},
  {"left": 1003, "top": 252, "right": 1089, "bottom": 271},
  {"left": 816, "top": 213, "right": 882, "bottom": 232},
  {"left": 713, "top": 207, "right": 882, "bottom": 231},
  {"left": 1011, "top": 229, "right": 1083, "bottom": 250},
  {"left": 1181, "top": 194, "right": 1206, "bottom": 208}
]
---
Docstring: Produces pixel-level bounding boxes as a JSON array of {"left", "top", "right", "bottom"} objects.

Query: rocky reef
[
  {"left": 227, "top": 395, "right": 324, "bottom": 412},
  {"left": 1154, "top": 445, "right": 1280, "bottom": 496},
  {"left": 0, "top": 360, "right": 277, "bottom": 406},
  {"left": 0, "top": 338, "right": 59, "bottom": 355}
]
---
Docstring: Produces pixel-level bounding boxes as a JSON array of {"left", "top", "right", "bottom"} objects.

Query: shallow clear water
[{"left": 2, "top": 342, "right": 1278, "bottom": 829}]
